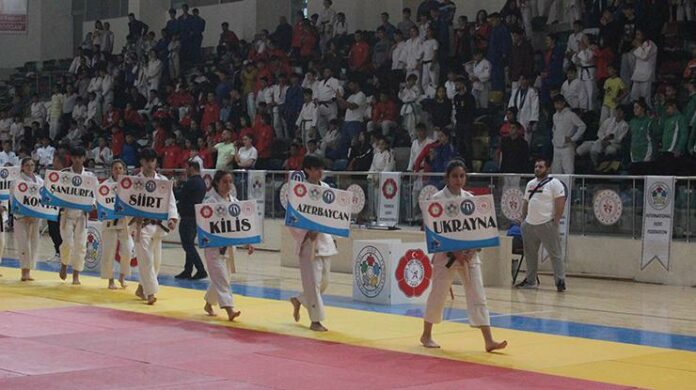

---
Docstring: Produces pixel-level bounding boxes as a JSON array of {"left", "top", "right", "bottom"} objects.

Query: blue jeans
[{"left": 179, "top": 217, "right": 204, "bottom": 274}]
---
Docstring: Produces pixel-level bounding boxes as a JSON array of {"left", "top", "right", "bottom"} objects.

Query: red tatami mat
[{"left": 0, "top": 306, "right": 632, "bottom": 389}]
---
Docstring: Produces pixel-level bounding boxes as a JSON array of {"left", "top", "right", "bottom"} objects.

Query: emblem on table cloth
[
  {"left": 648, "top": 182, "right": 670, "bottom": 210},
  {"left": 428, "top": 202, "right": 443, "bottom": 218},
  {"left": 84, "top": 225, "right": 102, "bottom": 272},
  {"left": 395, "top": 249, "right": 432, "bottom": 298},
  {"left": 382, "top": 178, "right": 398, "bottom": 200},
  {"left": 346, "top": 184, "right": 366, "bottom": 214},
  {"left": 593, "top": 189, "right": 623, "bottom": 226},
  {"left": 501, "top": 187, "right": 524, "bottom": 221},
  {"left": 200, "top": 205, "right": 213, "bottom": 219},
  {"left": 279, "top": 182, "right": 289, "bottom": 210},
  {"left": 322, "top": 189, "right": 335, "bottom": 204},
  {"left": 71, "top": 176, "right": 82, "bottom": 187},
  {"left": 354, "top": 245, "right": 387, "bottom": 298}
]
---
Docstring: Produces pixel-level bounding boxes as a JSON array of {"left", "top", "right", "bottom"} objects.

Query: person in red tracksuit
[
  {"left": 161, "top": 137, "right": 182, "bottom": 170},
  {"left": 349, "top": 30, "right": 371, "bottom": 82},
  {"left": 201, "top": 92, "right": 220, "bottom": 132},
  {"left": 254, "top": 113, "right": 274, "bottom": 166},
  {"left": 110, "top": 125, "right": 125, "bottom": 158}
]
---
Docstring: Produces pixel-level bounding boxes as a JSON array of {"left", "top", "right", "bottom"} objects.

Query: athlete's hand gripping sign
[{"left": 284, "top": 180, "right": 352, "bottom": 237}]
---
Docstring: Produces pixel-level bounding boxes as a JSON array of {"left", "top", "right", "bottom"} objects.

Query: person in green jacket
[
  {"left": 656, "top": 99, "right": 688, "bottom": 175},
  {"left": 685, "top": 80, "right": 696, "bottom": 174},
  {"left": 629, "top": 99, "right": 657, "bottom": 175}
]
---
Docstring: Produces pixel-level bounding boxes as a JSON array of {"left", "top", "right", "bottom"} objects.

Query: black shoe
[
  {"left": 175, "top": 271, "right": 192, "bottom": 279},
  {"left": 556, "top": 279, "right": 566, "bottom": 292},
  {"left": 191, "top": 271, "right": 208, "bottom": 280},
  {"left": 514, "top": 279, "right": 538, "bottom": 289}
]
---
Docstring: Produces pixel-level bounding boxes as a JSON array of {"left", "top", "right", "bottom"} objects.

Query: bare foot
[
  {"left": 204, "top": 303, "right": 217, "bottom": 316},
  {"left": 486, "top": 340, "right": 508, "bottom": 353},
  {"left": 108, "top": 279, "right": 117, "bottom": 290},
  {"left": 135, "top": 284, "right": 145, "bottom": 300},
  {"left": 420, "top": 336, "right": 441, "bottom": 349},
  {"left": 21, "top": 277, "right": 35, "bottom": 282},
  {"left": 119, "top": 275, "right": 128, "bottom": 288},
  {"left": 72, "top": 271, "right": 80, "bottom": 285},
  {"left": 290, "top": 297, "right": 301, "bottom": 322},
  {"left": 309, "top": 322, "right": 328, "bottom": 332},
  {"left": 224, "top": 307, "right": 241, "bottom": 322},
  {"left": 146, "top": 295, "right": 157, "bottom": 305},
  {"left": 59, "top": 264, "right": 67, "bottom": 280}
]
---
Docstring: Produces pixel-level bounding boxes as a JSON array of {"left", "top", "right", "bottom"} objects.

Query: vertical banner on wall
[
  {"left": 377, "top": 172, "right": 400, "bottom": 227},
  {"left": 641, "top": 176, "right": 675, "bottom": 271},
  {"left": 0, "top": 0, "right": 27, "bottom": 33},
  {"left": 247, "top": 170, "right": 266, "bottom": 236},
  {"left": 540, "top": 175, "right": 572, "bottom": 264}
]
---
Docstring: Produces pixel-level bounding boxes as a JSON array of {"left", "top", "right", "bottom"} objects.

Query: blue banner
[
  {"left": 96, "top": 202, "right": 119, "bottom": 221},
  {"left": 40, "top": 187, "right": 94, "bottom": 212},
  {"left": 285, "top": 202, "right": 350, "bottom": 237},
  {"left": 11, "top": 193, "right": 58, "bottom": 221},
  {"left": 197, "top": 227, "right": 262, "bottom": 248},
  {"left": 114, "top": 196, "right": 169, "bottom": 220}
]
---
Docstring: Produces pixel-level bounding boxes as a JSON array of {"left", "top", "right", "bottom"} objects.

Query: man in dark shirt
[
  {"left": 500, "top": 121, "right": 530, "bottom": 173},
  {"left": 175, "top": 160, "right": 208, "bottom": 279},
  {"left": 127, "top": 13, "right": 149, "bottom": 43},
  {"left": 453, "top": 77, "right": 476, "bottom": 165}
]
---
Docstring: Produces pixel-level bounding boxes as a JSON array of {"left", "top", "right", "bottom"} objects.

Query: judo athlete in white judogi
[
  {"left": 133, "top": 148, "right": 178, "bottom": 305},
  {"left": 289, "top": 156, "right": 338, "bottom": 332},
  {"left": 99, "top": 160, "right": 132, "bottom": 290},
  {"left": 13, "top": 158, "right": 42, "bottom": 282},
  {"left": 420, "top": 160, "right": 507, "bottom": 352},
  {"left": 551, "top": 95, "right": 586, "bottom": 174},
  {"left": 58, "top": 147, "right": 96, "bottom": 285},
  {"left": 202, "top": 170, "right": 255, "bottom": 321}
]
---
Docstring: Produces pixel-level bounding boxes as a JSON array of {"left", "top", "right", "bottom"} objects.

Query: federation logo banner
[
  {"left": 115, "top": 176, "right": 172, "bottom": 220},
  {"left": 96, "top": 181, "right": 119, "bottom": 221},
  {"left": 641, "top": 176, "right": 675, "bottom": 271},
  {"left": 0, "top": 166, "right": 19, "bottom": 201},
  {"left": 10, "top": 180, "right": 59, "bottom": 221},
  {"left": 284, "top": 180, "right": 352, "bottom": 237},
  {"left": 196, "top": 200, "right": 262, "bottom": 248},
  {"left": 40, "top": 170, "right": 97, "bottom": 212},
  {"left": 377, "top": 172, "right": 400, "bottom": 226},
  {"left": 420, "top": 194, "right": 500, "bottom": 254}
]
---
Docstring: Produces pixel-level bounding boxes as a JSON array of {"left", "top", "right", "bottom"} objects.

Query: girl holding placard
[
  {"left": 14, "top": 158, "right": 42, "bottom": 281},
  {"left": 202, "top": 170, "right": 254, "bottom": 321},
  {"left": 100, "top": 160, "right": 132, "bottom": 290},
  {"left": 419, "top": 159, "right": 507, "bottom": 352}
]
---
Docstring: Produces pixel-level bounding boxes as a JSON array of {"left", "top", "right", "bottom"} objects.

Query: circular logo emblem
[
  {"left": 460, "top": 199, "right": 475, "bottom": 216},
  {"left": 354, "top": 245, "right": 387, "bottom": 298},
  {"left": 279, "top": 182, "right": 289, "bottom": 210},
  {"left": 309, "top": 187, "right": 321, "bottom": 201},
  {"left": 593, "top": 189, "right": 623, "bottom": 226},
  {"left": 0, "top": 169, "right": 8, "bottom": 179},
  {"left": 381, "top": 178, "right": 398, "bottom": 200},
  {"left": 200, "top": 205, "right": 213, "bottom": 219},
  {"left": 501, "top": 187, "right": 524, "bottom": 221},
  {"left": 121, "top": 177, "right": 132, "bottom": 189},
  {"left": 215, "top": 205, "right": 227, "bottom": 217},
  {"left": 72, "top": 176, "right": 82, "bottom": 187},
  {"left": 98, "top": 184, "right": 110, "bottom": 196},
  {"left": 49, "top": 172, "right": 60, "bottom": 182},
  {"left": 228, "top": 203, "right": 241, "bottom": 217},
  {"left": 322, "top": 190, "right": 335, "bottom": 204},
  {"left": 648, "top": 182, "right": 670, "bottom": 210},
  {"left": 145, "top": 180, "right": 157, "bottom": 193},
  {"left": 18, "top": 182, "right": 28, "bottom": 193},
  {"left": 290, "top": 170, "right": 306, "bottom": 182},
  {"left": 293, "top": 183, "right": 307, "bottom": 198},
  {"left": 428, "top": 202, "right": 443, "bottom": 218},
  {"left": 84, "top": 225, "right": 102, "bottom": 272},
  {"left": 346, "top": 184, "right": 365, "bottom": 214},
  {"left": 446, "top": 202, "right": 459, "bottom": 217},
  {"left": 418, "top": 185, "right": 439, "bottom": 203},
  {"left": 395, "top": 249, "right": 432, "bottom": 297}
]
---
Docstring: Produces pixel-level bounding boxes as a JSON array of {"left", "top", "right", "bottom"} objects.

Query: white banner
[
  {"left": 0, "top": 166, "right": 19, "bottom": 201},
  {"left": 377, "top": 172, "right": 401, "bottom": 226},
  {"left": 541, "top": 175, "right": 572, "bottom": 264},
  {"left": 284, "top": 180, "right": 352, "bottom": 237},
  {"left": 10, "top": 180, "right": 59, "bottom": 221},
  {"left": 641, "top": 176, "right": 675, "bottom": 271},
  {"left": 114, "top": 176, "right": 172, "bottom": 220},
  {"left": 196, "top": 200, "right": 262, "bottom": 247},
  {"left": 40, "top": 170, "right": 97, "bottom": 212},
  {"left": 96, "top": 181, "right": 118, "bottom": 220},
  {"left": 247, "top": 170, "right": 266, "bottom": 235},
  {"left": 420, "top": 194, "right": 500, "bottom": 254}
]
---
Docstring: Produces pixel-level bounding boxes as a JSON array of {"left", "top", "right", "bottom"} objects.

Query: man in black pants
[{"left": 175, "top": 160, "right": 207, "bottom": 279}]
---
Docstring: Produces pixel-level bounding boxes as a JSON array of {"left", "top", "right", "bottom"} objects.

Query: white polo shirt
[{"left": 524, "top": 176, "right": 566, "bottom": 225}]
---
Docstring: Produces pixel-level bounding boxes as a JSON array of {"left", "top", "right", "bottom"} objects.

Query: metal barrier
[{"left": 91, "top": 168, "right": 695, "bottom": 242}]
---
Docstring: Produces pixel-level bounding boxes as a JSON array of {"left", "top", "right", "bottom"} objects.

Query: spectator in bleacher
[
  {"left": 508, "top": 74, "right": 539, "bottom": 144},
  {"left": 30, "top": 94, "right": 46, "bottom": 127},
  {"left": 367, "top": 91, "right": 398, "bottom": 136},
  {"left": 630, "top": 29, "right": 657, "bottom": 108},
  {"left": 283, "top": 142, "right": 305, "bottom": 171},
  {"left": 34, "top": 136, "right": 55, "bottom": 169},
  {"left": 0, "top": 141, "right": 19, "bottom": 166},
  {"left": 541, "top": 34, "right": 564, "bottom": 104},
  {"left": 121, "top": 133, "right": 140, "bottom": 166},
  {"left": 48, "top": 86, "right": 65, "bottom": 140},
  {"left": 486, "top": 12, "right": 510, "bottom": 94},
  {"left": 369, "top": 133, "right": 395, "bottom": 173},
  {"left": 428, "top": 86, "right": 452, "bottom": 130},
  {"left": 576, "top": 105, "right": 628, "bottom": 169},
  {"left": 235, "top": 134, "right": 258, "bottom": 169},
  {"left": 656, "top": 99, "right": 688, "bottom": 175},
  {"left": 102, "top": 22, "right": 114, "bottom": 55},
  {"left": 399, "top": 73, "right": 422, "bottom": 139},
  {"left": 254, "top": 113, "right": 274, "bottom": 166},
  {"left": 453, "top": 77, "right": 476, "bottom": 162},
  {"left": 599, "top": 64, "right": 627, "bottom": 125},
  {"left": 398, "top": 7, "right": 416, "bottom": 37},
  {"left": 467, "top": 49, "right": 491, "bottom": 109},
  {"left": 127, "top": 13, "right": 149, "bottom": 44},
  {"left": 429, "top": 128, "right": 457, "bottom": 173},
  {"left": 407, "top": 123, "right": 435, "bottom": 171},
  {"left": 551, "top": 95, "right": 586, "bottom": 174},
  {"left": 499, "top": 121, "right": 529, "bottom": 173},
  {"left": 572, "top": 35, "right": 597, "bottom": 111},
  {"left": 347, "top": 131, "right": 373, "bottom": 171},
  {"left": 421, "top": 27, "right": 440, "bottom": 92},
  {"left": 337, "top": 80, "right": 366, "bottom": 142},
  {"left": 91, "top": 136, "right": 113, "bottom": 167},
  {"left": 190, "top": 8, "right": 206, "bottom": 64},
  {"left": 561, "top": 66, "right": 587, "bottom": 111},
  {"left": 509, "top": 28, "right": 534, "bottom": 90}
]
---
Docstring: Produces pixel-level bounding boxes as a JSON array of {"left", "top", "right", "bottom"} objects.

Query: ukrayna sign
[
  {"left": 284, "top": 180, "right": 352, "bottom": 237},
  {"left": 420, "top": 194, "right": 500, "bottom": 253},
  {"left": 115, "top": 176, "right": 172, "bottom": 220},
  {"left": 40, "top": 170, "right": 97, "bottom": 212},
  {"left": 195, "top": 200, "right": 262, "bottom": 248},
  {"left": 10, "top": 180, "right": 59, "bottom": 221}
]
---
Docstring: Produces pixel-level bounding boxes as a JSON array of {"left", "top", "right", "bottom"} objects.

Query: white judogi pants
[
  {"left": 60, "top": 214, "right": 88, "bottom": 272},
  {"left": 316, "top": 102, "right": 337, "bottom": 138},
  {"left": 552, "top": 147, "right": 575, "bottom": 174},
  {"left": 576, "top": 140, "right": 620, "bottom": 166},
  {"left": 204, "top": 248, "right": 235, "bottom": 308},
  {"left": 424, "top": 255, "right": 490, "bottom": 327},
  {"left": 630, "top": 81, "right": 652, "bottom": 108},
  {"left": 15, "top": 219, "right": 40, "bottom": 269},
  {"left": 135, "top": 224, "right": 164, "bottom": 296},
  {"left": 100, "top": 226, "right": 132, "bottom": 279},
  {"left": 295, "top": 240, "right": 330, "bottom": 323},
  {"left": 421, "top": 62, "right": 439, "bottom": 91}
]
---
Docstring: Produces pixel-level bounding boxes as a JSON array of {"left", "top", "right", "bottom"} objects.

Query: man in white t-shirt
[
  {"left": 337, "top": 80, "right": 365, "bottom": 142},
  {"left": 516, "top": 158, "right": 567, "bottom": 292}
]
